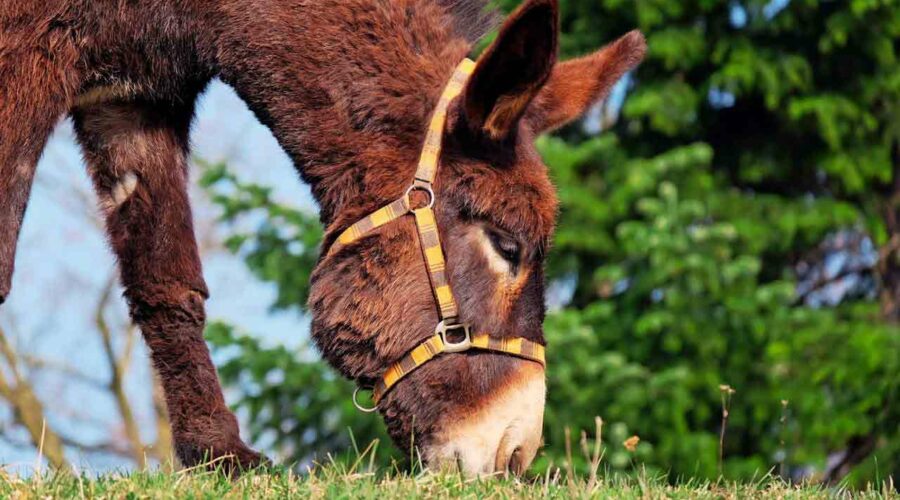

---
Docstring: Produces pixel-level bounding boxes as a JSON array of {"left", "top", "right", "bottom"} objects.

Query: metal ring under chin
[
  {"left": 353, "top": 386, "right": 379, "bottom": 413},
  {"left": 404, "top": 183, "right": 435, "bottom": 210}
]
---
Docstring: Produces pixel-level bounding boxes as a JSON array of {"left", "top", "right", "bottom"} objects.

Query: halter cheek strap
[{"left": 327, "top": 58, "right": 546, "bottom": 411}]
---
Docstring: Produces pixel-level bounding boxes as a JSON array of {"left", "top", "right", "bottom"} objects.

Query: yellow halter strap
[{"left": 326, "top": 58, "right": 546, "bottom": 411}]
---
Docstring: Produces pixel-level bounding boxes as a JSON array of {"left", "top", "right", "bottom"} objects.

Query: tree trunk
[
  {"left": 878, "top": 143, "right": 900, "bottom": 322},
  {"left": 824, "top": 142, "right": 900, "bottom": 485}
]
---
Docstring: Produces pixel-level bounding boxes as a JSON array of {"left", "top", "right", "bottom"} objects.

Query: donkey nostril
[{"left": 507, "top": 447, "right": 524, "bottom": 475}]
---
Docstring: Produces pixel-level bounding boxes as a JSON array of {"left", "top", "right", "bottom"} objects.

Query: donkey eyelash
[{"left": 486, "top": 228, "right": 521, "bottom": 265}]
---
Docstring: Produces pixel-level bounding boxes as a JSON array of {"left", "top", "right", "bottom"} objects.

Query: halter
[{"left": 325, "top": 58, "right": 546, "bottom": 412}]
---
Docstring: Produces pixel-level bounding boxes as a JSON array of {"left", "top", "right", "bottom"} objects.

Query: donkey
[{"left": 0, "top": 0, "right": 645, "bottom": 475}]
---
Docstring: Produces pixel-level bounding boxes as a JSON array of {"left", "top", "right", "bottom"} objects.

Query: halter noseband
[{"left": 326, "top": 58, "right": 546, "bottom": 412}]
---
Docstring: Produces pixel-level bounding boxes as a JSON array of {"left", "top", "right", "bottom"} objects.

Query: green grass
[
  {"left": 0, "top": 435, "right": 894, "bottom": 499},
  {"left": 0, "top": 464, "right": 895, "bottom": 499}
]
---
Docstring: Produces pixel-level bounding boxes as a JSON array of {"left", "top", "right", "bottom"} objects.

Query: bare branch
[
  {"left": 0, "top": 326, "right": 70, "bottom": 470},
  {"left": 58, "top": 434, "right": 133, "bottom": 458},
  {"left": 119, "top": 323, "right": 138, "bottom": 378},
  {"left": 95, "top": 275, "right": 147, "bottom": 469},
  {"left": 151, "top": 370, "right": 174, "bottom": 470},
  {"left": 19, "top": 354, "right": 108, "bottom": 391},
  {"left": 793, "top": 263, "right": 874, "bottom": 306}
]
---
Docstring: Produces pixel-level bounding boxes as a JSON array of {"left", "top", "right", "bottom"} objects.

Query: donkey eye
[{"left": 487, "top": 229, "right": 521, "bottom": 264}]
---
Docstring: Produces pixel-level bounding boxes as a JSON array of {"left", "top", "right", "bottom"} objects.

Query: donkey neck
[{"left": 211, "top": 0, "right": 475, "bottom": 225}]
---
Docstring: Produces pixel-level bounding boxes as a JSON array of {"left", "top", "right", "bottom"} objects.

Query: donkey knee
[
  {"left": 123, "top": 284, "right": 212, "bottom": 389},
  {"left": 124, "top": 284, "right": 208, "bottom": 333}
]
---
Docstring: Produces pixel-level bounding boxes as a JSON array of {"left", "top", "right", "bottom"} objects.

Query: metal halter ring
[
  {"left": 405, "top": 182, "right": 435, "bottom": 210},
  {"left": 352, "top": 387, "right": 379, "bottom": 413},
  {"left": 435, "top": 320, "right": 472, "bottom": 353}
]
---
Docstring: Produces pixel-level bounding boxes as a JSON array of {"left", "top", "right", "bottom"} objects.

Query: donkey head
[{"left": 309, "top": 0, "right": 645, "bottom": 476}]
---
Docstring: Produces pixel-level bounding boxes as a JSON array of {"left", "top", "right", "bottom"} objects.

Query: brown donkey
[{"left": 0, "top": 0, "right": 644, "bottom": 475}]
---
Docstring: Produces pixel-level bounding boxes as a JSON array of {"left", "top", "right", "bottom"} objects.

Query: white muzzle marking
[{"left": 424, "top": 361, "right": 545, "bottom": 476}]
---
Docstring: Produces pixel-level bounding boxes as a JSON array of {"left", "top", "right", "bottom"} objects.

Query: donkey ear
[
  {"left": 526, "top": 30, "right": 647, "bottom": 134},
  {"left": 461, "top": 0, "right": 559, "bottom": 142}
]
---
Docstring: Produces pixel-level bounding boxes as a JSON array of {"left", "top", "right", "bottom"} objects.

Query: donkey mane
[{"left": 213, "top": 0, "right": 498, "bottom": 228}]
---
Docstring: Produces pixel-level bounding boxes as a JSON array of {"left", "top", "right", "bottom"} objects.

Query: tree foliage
[{"left": 201, "top": 0, "right": 900, "bottom": 483}]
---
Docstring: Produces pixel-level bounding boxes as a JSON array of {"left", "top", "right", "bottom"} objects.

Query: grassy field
[{"left": 0, "top": 464, "right": 895, "bottom": 499}]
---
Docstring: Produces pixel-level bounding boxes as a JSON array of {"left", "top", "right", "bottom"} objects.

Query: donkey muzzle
[{"left": 423, "top": 360, "right": 545, "bottom": 476}]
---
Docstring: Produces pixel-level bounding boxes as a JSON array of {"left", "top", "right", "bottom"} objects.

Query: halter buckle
[
  {"left": 405, "top": 181, "right": 435, "bottom": 210},
  {"left": 436, "top": 321, "right": 471, "bottom": 353}
]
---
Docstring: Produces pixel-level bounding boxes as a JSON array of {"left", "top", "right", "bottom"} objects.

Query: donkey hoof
[
  {"left": 175, "top": 439, "right": 271, "bottom": 475},
  {"left": 219, "top": 445, "right": 271, "bottom": 475}
]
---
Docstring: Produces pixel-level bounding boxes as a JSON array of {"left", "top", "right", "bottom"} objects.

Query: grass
[
  {"left": 0, "top": 426, "right": 895, "bottom": 499},
  {"left": 0, "top": 462, "right": 895, "bottom": 499}
]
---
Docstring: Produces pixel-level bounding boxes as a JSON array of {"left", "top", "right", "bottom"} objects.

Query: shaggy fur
[{"left": 0, "top": 0, "right": 645, "bottom": 470}]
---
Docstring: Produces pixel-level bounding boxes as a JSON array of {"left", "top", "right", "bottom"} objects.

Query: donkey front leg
[
  {"left": 0, "top": 103, "right": 45, "bottom": 305},
  {"left": 72, "top": 99, "right": 264, "bottom": 473},
  {"left": 0, "top": 42, "right": 79, "bottom": 304}
]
